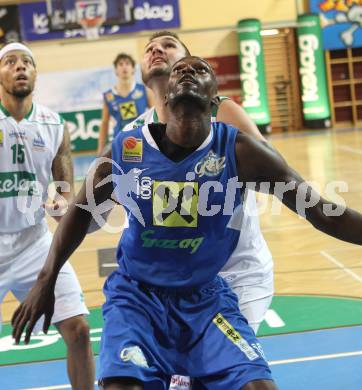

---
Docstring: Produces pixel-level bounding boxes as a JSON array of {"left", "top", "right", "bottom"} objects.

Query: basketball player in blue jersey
[
  {"left": 97, "top": 53, "right": 152, "bottom": 155},
  {"left": 122, "top": 32, "right": 274, "bottom": 338},
  {"left": 12, "top": 56, "right": 362, "bottom": 389}
]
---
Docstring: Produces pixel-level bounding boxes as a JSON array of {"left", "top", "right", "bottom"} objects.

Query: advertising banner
[
  {"left": 237, "top": 19, "right": 271, "bottom": 133},
  {"left": 19, "top": 0, "right": 180, "bottom": 41},
  {"left": 35, "top": 66, "right": 142, "bottom": 151},
  {"left": 309, "top": 0, "right": 362, "bottom": 50},
  {"left": 297, "top": 13, "right": 331, "bottom": 127}
]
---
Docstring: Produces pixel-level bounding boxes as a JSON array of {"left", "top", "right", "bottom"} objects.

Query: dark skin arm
[
  {"left": 11, "top": 149, "right": 113, "bottom": 344},
  {"left": 236, "top": 133, "right": 362, "bottom": 244}
]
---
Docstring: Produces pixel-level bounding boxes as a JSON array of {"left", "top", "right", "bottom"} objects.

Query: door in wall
[{"left": 263, "top": 28, "right": 303, "bottom": 132}]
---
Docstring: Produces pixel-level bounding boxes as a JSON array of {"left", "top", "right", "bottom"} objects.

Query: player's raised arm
[
  {"left": 235, "top": 133, "right": 362, "bottom": 245},
  {"left": 217, "top": 98, "right": 266, "bottom": 141},
  {"left": 11, "top": 149, "right": 114, "bottom": 343}
]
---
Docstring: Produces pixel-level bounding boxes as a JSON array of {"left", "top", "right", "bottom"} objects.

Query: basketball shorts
[
  {"left": 0, "top": 222, "right": 88, "bottom": 333},
  {"left": 99, "top": 270, "right": 273, "bottom": 390}
]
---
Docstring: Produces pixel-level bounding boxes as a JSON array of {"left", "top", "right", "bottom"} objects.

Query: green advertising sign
[
  {"left": 237, "top": 19, "right": 271, "bottom": 131},
  {"left": 297, "top": 14, "right": 331, "bottom": 126},
  {"left": 61, "top": 109, "right": 101, "bottom": 152}
]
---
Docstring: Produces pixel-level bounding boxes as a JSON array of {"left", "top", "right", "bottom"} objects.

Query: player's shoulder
[
  {"left": 122, "top": 107, "right": 155, "bottom": 132},
  {"left": 134, "top": 82, "right": 146, "bottom": 92},
  {"left": 28, "top": 103, "right": 64, "bottom": 126},
  {"left": 212, "top": 121, "right": 238, "bottom": 134},
  {"left": 0, "top": 105, "right": 7, "bottom": 120},
  {"left": 211, "top": 95, "right": 231, "bottom": 121},
  {"left": 103, "top": 88, "right": 115, "bottom": 101},
  {"left": 130, "top": 83, "right": 147, "bottom": 101}
]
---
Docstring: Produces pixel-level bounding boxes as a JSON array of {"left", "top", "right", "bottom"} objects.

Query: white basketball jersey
[
  {"left": 0, "top": 103, "right": 63, "bottom": 233},
  {"left": 122, "top": 106, "right": 273, "bottom": 286}
]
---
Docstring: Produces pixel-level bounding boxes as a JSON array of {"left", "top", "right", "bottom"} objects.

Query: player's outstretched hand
[{"left": 11, "top": 281, "right": 55, "bottom": 344}]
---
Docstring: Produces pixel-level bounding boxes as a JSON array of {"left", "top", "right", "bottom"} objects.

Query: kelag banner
[
  {"left": 0, "top": 5, "right": 21, "bottom": 44},
  {"left": 309, "top": 0, "right": 362, "bottom": 49},
  {"left": 237, "top": 19, "right": 271, "bottom": 133},
  {"left": 61, "top": 109, "right": 101, "bottom": 152},
  {"left": 35, "top": 66, "right": 143, "bottom": 151},
  {"left": 19, "top": 0, "right": 180, "bottom": 41},
  {"left": 297, "top": 13, "right": 331, "bottom": 127}
]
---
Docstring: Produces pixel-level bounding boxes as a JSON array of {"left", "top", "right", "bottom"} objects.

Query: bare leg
[{"left": 56, "top": 315, "right": 95, "bottom": 390}]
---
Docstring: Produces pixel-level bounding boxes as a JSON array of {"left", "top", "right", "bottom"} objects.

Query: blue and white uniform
[
  {"left": 98, "top": 122, "right": 273, "bottom": 389},
  {"left": 103, "top": 83, "right": 148, "bottom": 137},
  {"left": 123, "top": 105, "right": 274, "bottom": 333}
]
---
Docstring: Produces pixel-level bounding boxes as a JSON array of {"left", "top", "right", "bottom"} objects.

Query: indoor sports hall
[{"left": 1, "top": 1, "right": 362, "bottom": 389}]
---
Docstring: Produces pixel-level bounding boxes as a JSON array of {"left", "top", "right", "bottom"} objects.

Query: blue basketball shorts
[{"left": 98, "top": 270, "right": 273, "bottom": 390}]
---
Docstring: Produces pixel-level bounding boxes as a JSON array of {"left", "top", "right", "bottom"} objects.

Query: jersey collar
[{"left": 0, "top": 101, "right": 34, "bottom": 119}]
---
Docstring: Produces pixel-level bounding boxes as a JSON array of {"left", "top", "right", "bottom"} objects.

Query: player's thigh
[
  {"left": 52, "top": 261, "right": 88, "bottom": 324},
  {"left": 0, "top": 261, "right": 13, "bottom": 333},
  {"left": 10, "top": 231, "right": 52, "bottom": 300},
  {"left": 189, "top": 303, "right": 274, "bottom": 389},
  {"left": 233, "top": 276, "right": 274, "bottom": 333}
]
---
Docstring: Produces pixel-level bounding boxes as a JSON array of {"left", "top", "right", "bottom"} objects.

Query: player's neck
[
  {"left": 116, "top": 78, "right": 134, "bottom": 96},
  {"left": 0, "top": 93, "right": 33, "bottom": 122},
  {"left": 148, "top": 77, "right": 168, "bottom": 123},
  {"left": 166, "top": 105, "right": 211, "bottom": 148}
]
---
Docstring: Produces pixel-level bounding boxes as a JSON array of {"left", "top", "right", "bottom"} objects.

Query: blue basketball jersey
[
  {"left": 111, "top": 122, "right": 242, "bottom": 287},
  {"left": 103, "top": 83, "right": 148, "bottom": 136}
]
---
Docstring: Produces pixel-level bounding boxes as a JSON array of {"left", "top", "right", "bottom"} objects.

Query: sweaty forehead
[{"left": 172, "top": 56, "right": 213, "bottom": 71}]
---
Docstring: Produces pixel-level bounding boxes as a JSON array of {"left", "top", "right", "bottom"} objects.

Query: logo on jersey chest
[
  {"left": 153, "top": 181, "right": 198, "bottom": 227},
  {"left": 131, "top": 89, "right": 144, "bottom": 100},
  {"left": 106, "top": 92, "right": 114, "bottom": 102},
  {"left": 32, "top": 132, "right": 45, "bottom": 150},
  {"left": 9, "top": 130, "right": 27, "bottom": 140},
  {"left": 194, "top": 150, "right": 225, "bottom": 177},
  {"left": 122, "top": 136, "right": 143, "bottom": 162},
  {"left": 141, "top": 230, "right": 204, "bottom": 254},
  {"left": 0, "top": 129, "right": 3, "bottom": 147},
  {"left": 119, "top": 101, "right": 138, "bottom": 120}
]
